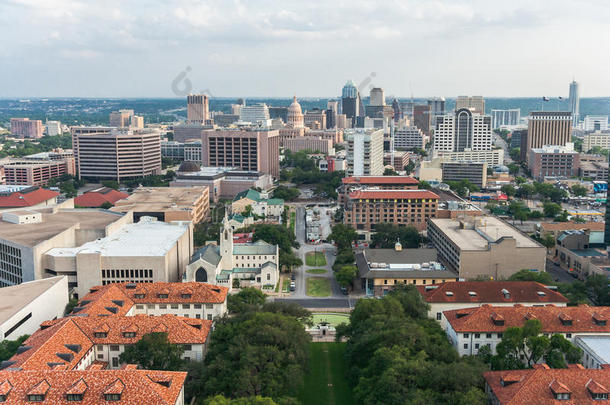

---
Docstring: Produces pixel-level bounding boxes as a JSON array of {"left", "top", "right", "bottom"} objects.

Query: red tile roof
[
  {"left": 444, "top": 304, "right": 610, "bottom": 333},
  {"left": 74, "top": 282, "right": 228, "bottom": 316},
  {"left": 342, "top": 176, "right": 419, "bottom": 185},
  {"left": 0, "top": 187, "right": 59, "bottom": 208},
  {"left": 0, "top": 369, "right": 186, "bottom": 404},
  {"left": 484, "top": 366, "right": 610, "bottom": 404},
  {"left": 417, "top": 281, "right": 568, "bottom": 304},
  {"left": 348, "top": 189, "right": 439, "bottom": 200},
  {"left": 74, "top": 188, "right": 129, "bottom": 208}
]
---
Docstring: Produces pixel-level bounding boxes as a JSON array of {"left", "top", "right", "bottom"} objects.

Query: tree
[
  {"left": 101, "top": 180, "right": 119, "bottom": 190},
  {"left": 508, "top": 269, "right": 553, "bottom": 284},
  {"left": 543, "top": 202, "right": 562, "bottom": 218},
  {"left": 509, "top": 148, "right": 521, "bottom": 161},
  {"left": 540, "top": 234, "right": 556, "bottom": 250},
  {"left": 515, "top": 176, "right": 527, "bottom": 185},
  {"left": 418, "top": 180, "right": 431, "bottom": 190},
  {"left": 370, "top": 223, "right": 421, "bottom": 249},
  {"left": 204, "top": 396, "right": 279, "bottom": 405},
  {"left": 507, "top": 163, "right": 520, "bottom": 176},
  {"left": 243, "top": 205, "right": 253, "bottom": 218},
  {"left": 571, "top": 184, "right": 587, "bottom": 197},
  {"left": 384, "top": 168, "right": 398, "bottom": 176},
  {"left": 446, "top": 179, "right": 479, "bottom": 198},
  {"left": 0, "top": 335, "right": 29, "bottom": 362},
  {"left": 227, "top": 288, "right": 266, "bottom": 313},
  {"left": 404, "top": 161, "right": 416, "bottom": 175},
  {"left": 516, "top": 183, "right": 535, "bottom": 199},
  {"left": 100, "top": 201, "right": 113, "bottom": 209},
  {"left": 272, "top": 186, "right": 300, "bottom": 201},
  {"left": 328, "top": 224, "right": 358, "bottom": 250},
  {"left": 501, "top": 184, "right": 516, "bottom": 198},
  {"left": 335, "top": 265, "right": 358, "bottom": 288},
  {"left": 119, "top": 332, "right": 185, "bottom": 370},
  {"left": 585, "top": 274, "right": 610, "bottom": 306}
]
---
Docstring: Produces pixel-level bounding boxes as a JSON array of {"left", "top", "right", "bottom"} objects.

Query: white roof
[
  {"left": 575, "top": 336, "right": 610, "bottom": 364},
  {"left": 0, "top": 277, "right": 66, "bottom": 325},
  {"left": 46, "top": 218, "right": 188, "bottom": 257}
]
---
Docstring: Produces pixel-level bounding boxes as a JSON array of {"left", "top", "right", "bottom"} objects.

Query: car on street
[
  {"left": 291, "top": 273, "right": 296, "bottom": 281},
  {"left": 290, "top": 281, "right": 296, "bottom": 291}
]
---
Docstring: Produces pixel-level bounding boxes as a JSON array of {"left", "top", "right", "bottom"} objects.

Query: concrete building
[
  {"left": 491, "top": 109, "right": 521, "bottom": 129},
  {"left": 413, "top": 104, "right": 431, "bottom": 135},
  {"left": 441, "top": 161, "right": 488, "bottom": 188},
  {"left": 569, "top": 80, "right": 580, "bottom": 127},
  {"left": 427, "top": 216, "right": 546, "bottom": 279},
  {"left": 44, "top": 217, "right": 193, "bottom": 298},
  {"left": 346, "top": 129, "right": 384, "bottom": 176},
  {"left": 583, "top": 130, "right": 610, "bottom": 151},
  {"left": 528, "top": 144, "right": 580, "bottom": 180},
  {"left": 583, "top": 116, "right": 608, "bottom": 132},
  {"left": 286, "top": 96, "right": 304, "bottom": 128},
  {"left": 239, "top": 103, "right": 270, "bottom": 125},
  {"left": 344, "top": 189, "right": 439, "bottom": 238},
  {"left": 187, "top": 94, "right": 209, "bottom": 124},
  {"left": 304, "top": 109, "right": 327, "bottom": 129},
  {"left": 394, "top": 126, "right": 426, "bottom": 149},
  {"left": 130, "top": 115, "right": 144, "bottom": 128},
  {"left": 111, "top": 186, "right": 209, "bottom": 224},
  {"left": 0, "top": 158, "right": 75, "bottom": 186},
  {"left": 484, "top": 366, "right": 610, "bottom": 404},
  {"left": 342, "top": 80, "right": 365, "bottom": 127},
  {"left": 383, "top": 151, "right": 410, "bottom": 172},
  {"left": 444, "top": 304, "right": 610, "bottom": 357},
  {"left": 161, "top": 140, "right": 202, "bottom": 163},
  {"left": 435, "top": 149, "right": 505, "bottom": 166},
  {"left": 340, "top": 176, "right": 419, "bottom": 203},
  {"left": 307, "top": 129, "right": 343, "bottom": 144},
  {"left": 553, "top": 230, "right": 609, "bottom": 280},
  {"left": 109, "top": 109, "right": 134, "bottom": 127},
  {"left": 510, "top": 128, "right": 527, "bottom": 149},
  {"left": 10, "top": 118, "right": 43, "bottom": 139},
  {"left": 283, "top": 136, "right": 334, "bottom": 155},
  {"left": 574, "top": 336, "right": 610, "bottom": 369},
  {"left": 579, "top": 161, "right": 609, "bottom": 181},
  {"left": 45, "top": 120, "right": 62, "bottom": 136},
  {"left": 170, "top": 166, "right": 273, "bottom": 203},
  {"left": 417, "top": 281, "right": 568, "bottom": 325},
  {"left": 231, "top": 189, "right": 284, "bottom": 220},
  {"left": 184, "top": 215, "right": 279, "bottom": 291},
  {"left": 433, "top": 108, "right": 493, "bottom": 153},
  {"left": 201, "top": 129, "right": 280, "bottom": 178},
  {"left": 0, "top": 369, "right": 188, "bottom": 404},
  {"left": 455, "top": 96, "right": 485, "bottom": 114},
  {"left": 326, "top": 100, "right": 338, "bottom": 129},
  {"left": 356, "top": 247, "right": 457, "bottom": 296},
  {"left": 0, "top": 186, "right": 59, "bottom": 209},
  {"left": 213, "top": 113, "right": 240, "bottom": 126},
  {"left": 0, "top": 208, "right": 129, "bottom": 287},
  {"left": 74, "top": 281, "right": 228, "bottom": 321},
  {"left": 427, "top": 97, "right": 446, "bottom": 119},
  {"left": 336, "top": 113, "right": 349, "bottom": 129},
  {"left": 173, "top": 123, "right": 211, "bottom": 143},
  {"left": 0, "top": 276, "right": 68, "bottom": 341},
  {"left": 526, "top": 112, "right": 572, "bottom": 159},
  {"left": 71, "top": 127, "right": 161, "bottom": 181}
]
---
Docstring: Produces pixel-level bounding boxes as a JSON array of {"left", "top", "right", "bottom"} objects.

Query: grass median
[{"left": 306, "top": 277, "right": 331, "bottom": 297}]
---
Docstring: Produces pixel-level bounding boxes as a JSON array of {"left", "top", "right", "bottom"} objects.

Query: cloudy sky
[{"left": 1, "top": 0, "right": 609, "bottom": 98}]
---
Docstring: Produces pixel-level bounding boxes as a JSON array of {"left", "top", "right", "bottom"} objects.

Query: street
[{"left": 546, "top": 258, "right": 578, "bottom": 284}]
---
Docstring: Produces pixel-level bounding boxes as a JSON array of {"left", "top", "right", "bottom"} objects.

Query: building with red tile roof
[
  {"left": 484, "top": 364, "right": 610, "bottom": 404},
  {"left": 74, "top": 282, "right": 228, "bottom": 320},
  {"left": 417, "top": 281, "right": 568, "bottom": 324},
  {"left": 0, "top": 368, "right": 187, "bottom": 404},
  {"left": 74, "top": 187, "right": 129, "bottom": 208},
  {"left": 342, "top": 176, "right": 420, "bottom": 186},
  {"left": 443, "top": 304, "right": 610, "bottom": 357},
  {"left": 4, "top": 315, "right": 212, "bottom": 371},
  {"left": 0, "top": 186, "right": 59, "bottom": 208}
]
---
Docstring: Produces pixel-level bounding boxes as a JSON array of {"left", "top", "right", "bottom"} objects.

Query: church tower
[{"left": 220, "top": 210, "right": 234, "bottom": 270}]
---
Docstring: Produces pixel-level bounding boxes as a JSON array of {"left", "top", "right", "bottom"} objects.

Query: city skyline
[{"left": 1, "top": 0, "right": 609, "bottom": 98}]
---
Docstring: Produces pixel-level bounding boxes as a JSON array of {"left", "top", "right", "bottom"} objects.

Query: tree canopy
[
  {"left": 370, "top": 223, "right": 421, "bottom": 249},
  {"left": 119, "top": 332, "right": 185, "bottom": 370}
]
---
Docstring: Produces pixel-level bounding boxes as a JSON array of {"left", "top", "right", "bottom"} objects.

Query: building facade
[
  {"left": 526, "top": 112, "right": 573, "bottom": 159},
  {"left": 10, "top": 118, "right": 43, "bottom": 139},
  {"left": 283, "top": 137, "right": 334, "bottom": 155},
  {"left": 569, "top": 80, "right": 580, "bottom": 127},
  {"left": 346, "top": 129, "right": 384, "bottom": 176},
  {"left": 187, "top": 94, "right": 210, "bottom": 124},
  {"left": 455, "top": 96, "right": 485, "bottom": 114},
  {"left": 491, "top": 109, "right": 521, "bottom": 129},
  {"left": 109, "top": 110, "right": 134, "bottom": 127},
  {"left": 1, "top": 158, "right": 75, "bottom": 186},
  {"left": 583, "top": 130, "right": 610, "bottom": 151},
  {"left": 528, "top": 144, "right": 580, "bottom": 180},
  {"left": 441, "top": 161, "right": 487, "bottom": 188},
  {"left": 394, "top": 126, "right": 426, "bottom": 149},
  {"left": 583, "top": 116, "right": 608, "bottom": 132},
  {"left": 434, "top": 108, "right": 493, "bottom": 152}
]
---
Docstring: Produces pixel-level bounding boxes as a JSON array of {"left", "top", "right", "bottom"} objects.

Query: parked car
[
  {"left": 340, "top": 286, "right": 348, "bottom": 295},
  {"left": 291, "top": 273, "right": 296, "bottom": 281},
  {"left": 290, "top": 281, "right": 296, "bottom": 291}
]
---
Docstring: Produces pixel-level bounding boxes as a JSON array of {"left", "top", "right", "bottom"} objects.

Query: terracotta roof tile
[
  {"left": 417, "top": 281, "right": 569, "bottom": 304},
  {"left": 445, "top": 304, "right": 610, "bottom": 333},
  {"left": 74, "top": 189, "right": 129, "bottom": 208},
  {"left": 0, "top": 369, "right": 186, "bottom": 404},
  {"left": 348, "top": 189, "right": 439, "bottom": 200},
  {"left": 0, "top": 187, "right": 59, "bottom": 208},
  {"left": 342, "top": 176, "right": 419, "bottom": 185},
  {"left": 485, "top": 367, "right": 610, "bottom": 404}
]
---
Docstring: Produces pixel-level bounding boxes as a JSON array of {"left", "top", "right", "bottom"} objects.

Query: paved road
[
  {"left": 273, "top": 298, "right": 355, "bottom": 309},
  {"left": 546, "top": 258, "right": 578, "bottom": 284}
]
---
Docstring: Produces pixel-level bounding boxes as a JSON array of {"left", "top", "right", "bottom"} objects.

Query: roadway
[{"left": 546, "top": 258, "right": 578, "bottom": 284}]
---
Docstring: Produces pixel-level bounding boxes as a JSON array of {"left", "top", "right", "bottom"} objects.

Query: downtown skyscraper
[{"left": 569, "top": 80, "right": 580, "bottom": 127}]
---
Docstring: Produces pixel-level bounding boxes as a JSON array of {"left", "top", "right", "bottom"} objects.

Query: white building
[
  {"left": 491, "top": 109, "right": 521, "bottom": 129},
  {"left": 433, "top": 109, "right": 493, "bottom": 152},
  {"left": 583, "top": 116, "right": 608, "bottom": 132},
  {"left": 434, "top": 149, "right": 505, "bottom": 166},
  {"left": 346, "top": 129, "right": 384, "bottom": 176},
  {"left": 583, "top": 130, "right": 610, "bottom": 151},
  {"left": 239, "top": 103, "right": 271, "bottom": 126},
  {"left": 569, "top": 80, "right": 580, "bottom": 127},
  {"left": 395, "top": 126, "right": 426, "bottom": 149},
  {"left": 45, "top": 121, "right": 62, "bottom": 136},
  {"left": 0, "top": 276, "right": 68, "bottom": 341},
  {"left": 574, "top": 336, "right": 610, "bottom": 369}
]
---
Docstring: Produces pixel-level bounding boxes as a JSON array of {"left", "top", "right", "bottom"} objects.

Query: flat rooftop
[
  {"left": 430, "top": 217, "right": 541, "bottom": 250},
  {"left": 0, "top": 276, "right": 66, "bottom": 325},
  {"left": 576, "top": 336, "right": 610, "bottom": 364},
  {"left": 46, "top": 218, "right": 188, "bottom": 257},
  {"left": 111, "top": 186, "right": 207, "bottom": 212},
  {"left": 0, "top": 209, "right": 124, "bottom": 247}
]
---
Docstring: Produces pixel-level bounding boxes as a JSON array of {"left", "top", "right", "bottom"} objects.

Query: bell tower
[{"left": 220, "top": 209, "right": 234, "bottom": 270}]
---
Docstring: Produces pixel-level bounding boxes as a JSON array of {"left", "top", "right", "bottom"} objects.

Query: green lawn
[
  {"left": 299, "top": 342, "right": 355, "bottom": 405},
  {"left": 282, "top": 278, "right": 291, "bottom": 293},
  {"left": 311, "top": 313, "right": 350, "bottom": 328},
  {"left": 306, "top": 268, "right": 327, "bottom": 274},
  {"left": 306, "top": 251, "right": 327, "bottom": 266},
  {"left": 306, "top": 277, "right": 331, "bottom": 297},
  {"left": 290, "top": 211, "right": 296, "bottom": 234}
]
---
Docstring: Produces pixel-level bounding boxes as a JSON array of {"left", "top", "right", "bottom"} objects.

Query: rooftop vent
[
  {"left": 64, "top": 344, "right": 82, "bottom": 354},
  {"left": 16, "top": 346, "right": 31, "bottom": 354},
  {"left": 536, "top": 291, "right": 546, "bottom": 296},
  {"left": 501, "top": 289, "right": 511, "bottom": 299},
  {"left": 56, "top": 353, "right": 74, "bottom": 362},
  {"left": 111, "top": 300, "right": 124, "bottom": 307},
  {"left": 0, "top": 361, "right": 15, "bottom": 370},
  {"left": 445, "top": 291, "right": 454, "bottom": 296},
  {"left": 468, "top": 291, "right": 477, "bottom": 296},
  {"left": 125, "top": 283, "right": 137, "bottom": 289}
]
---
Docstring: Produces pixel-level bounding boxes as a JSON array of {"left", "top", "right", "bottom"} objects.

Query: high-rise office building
[
  {"left": 187, "top": 94, "right": 210, "bottom": 124},
  {"left": 72, "top": 127, "right": 162, "bottom": 180},
  {"left": 346, "top": 129, "right": 384, "bottom": 176},
  {"left": 526, "top": 112, "right": 572, "bottom": 159},
  {"left": 455, "top": 96, "right": 485, "bottom": 114},
  {"left": 569, "top": 80, "right": 579, "bottom": 127},
  {"left": 286, "top": 96, "right": 304, "bottom": 128},
  {"left": 433, "top": 109, "right": 493, "bottom": 152},
  {"left": 369, "top": 87, "right": 385, "bottom": 106},
  {"left": 326, "top": 100, "right": 338, "bottom": 129},
  {"left": 427, "top": 97, "right": 446, "bottom": 118},
  {"left": 268, "top": 106, "right": 288, "bottom": 122},
  {"left": 45, "top": 120, "right": 62, "bottom": 136},
  {"left": 413, "top": 105, "right": 431, "bottom": 135},
  {"left": 583, "top": 115, "right": 608, "bottom": 132},
  {"left": 131, "top": 115, "right": 144, "bottom": 128},
  {"left": 391, "top": 99, "right": 401, "bottom": 121},
  {"left": 491, "top": 109, "right": 521, "bottom": 129},
  {"left": 304, "top": 109, "right": 326, "bottom": 130},
  {"left": 109, "top": 109, "right": 134, "bottom": 127},
  {"left": 342, "top": 80, "right": 364, "bottom": 127},
  {"left": 239, "top": 103, "right": 270, "bottom": 125},
  {"left": 395, "top": 126, "right": 426, "bottom": 149},
  {"left": 10, "top": 118, "right": 43, "bottom": 139},
  {"left": 201, "top": 129, "right": 280, "bottom": 177}
]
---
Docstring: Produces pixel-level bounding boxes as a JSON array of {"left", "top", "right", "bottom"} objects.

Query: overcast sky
[{"left": 1, "top": 0, "right": 609, "bottom": 98}]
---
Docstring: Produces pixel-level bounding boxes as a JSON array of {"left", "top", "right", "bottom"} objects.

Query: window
[
  {"left": 591, "top": 393, "right": 608, "bottom": 400},
  {"left": 566, "top": 333, "right": 572, "bottom": 338},
  {"left": 66, "top": 394, "right": 84, "bottom": 401},
  {"left": 136, "top": 305, "right": 144, "bottom": 309},
  {"left": 110, "top": 345, "right": 119, "bottom": 351},
  {"left": 27, "top": 395, "right": 45, "bottom": 402},
  {"left": 184, "top": 357, "right": 191, "bottom": 362},
  {"left": 147, "top": 304, "right": 155, "bottom": 309},
  {"left": 436, "top": 313, "right": 442, "bottom": 320},
  {"left": 463, "top": 343, "right": 468, "bottom": 349},
  {"left": 463, "top": 333, "right": 469, "bottom": 338},
  {"left": 112, "top": 357, "right": 119, "bottom": 367},
  {"left": 554, "top": 393, "right": 571, "bottom": 400},
  {"left": 97, "top": 354, "right": 104, "bottom": 359},
  {"left": 97, "top": 345, "right": 103, "bottom": 350},
  {"left": 123, "top": 332, "right": 136, "bottom": 338},
  {"left": 205, "top": 304, "right": 213, "bottom": 309},
  {"left": 196, "top": 314, "right": 201, "bottom": 319},
  {"left": 194, "top": 304, "right": 202, "bottom": 309},
  {"left": 183, "top": 344, "right": 192, "bottom": 351},
  {"left": 497, "top": 333, "right": 503, "bottom": 339},
  {"left": 159, "top": 304, "right": 167, "bottom": 309},
  {"left": 158, "top": 294, "right": 168, "bottom": 299},
  {"left": 486, "top": 333, "right": 492, "bottom": 339},
  {"left": 474, "top": 334, "right": 480, "bottom": 339},
  {"left": 184, "top": 314, "right": 189, "bottom": 318},
  {"left": 475, "top": 344, "right": 479, "bottom": 349},
  {"left": 94, "top": 332, "right": 107, "bottom": 338},
  {"left": 104, "top": 394, "right": 121, "bottom": 401},
  {"left": 171, "top": 304, "right": 179, "bottom": 309},
  {"left": 207, "top": 314, "right": 213, "bottom": 320}
]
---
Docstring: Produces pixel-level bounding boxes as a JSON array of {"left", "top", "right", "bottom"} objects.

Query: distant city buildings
[
  {"left": 346, "top": 129, "right": 384, "bottom": 176},
  {"left": 108, "top": 109, "right": 134, "bottom": 127},
  {"left": 526, "top": 111, "right": 573, "bottom": 160},
  {"left": 433, "top": 108, "right": 493, "bottom": 153},
  {"left": 427, "top": 97, "right": 446, "bottom": 119},
  {"left": 341, "top": 80, "right": 364, "bottom": 127},
  {"left": 455, "top": 95, "right": 485, "bottom": 114},
  {"left": 413, "top": 104, "right": 431, "bottom": 135},
  {"left": 394, "top": 126, "right": 426, "bottom": 150},
  {"left": 441, "top": 161, "right": 487, "bottom": 188},
  {"left": 569, "top": 79, "right": 580, "bottom": 127},
  {"left": 239, "top": 103, "right": 271, "bottom": 126},
  {"left": 187, "top": 94, "right": 210, "bottom": 124},
  {"left": 491, "top": 109, "right": 521, "bottom": 129},
  {"left": 45, "top": 120, "right": 62, "bottom": 136},
  {"left": 583, "top": 116, "right": 609, "bottom": 132},
  {"left": 286, "top": 96, "right": 304, "bottom": 128},
  {"left": 583, "top": 130, "right": 610, "bottom": 152},
  {"left": 10, "top": 118, "right": 43, "bottom": 139},
  {"left": 304, "top": 109, "right": 327, "bottom": 129},
  {"left": 528, "top": 143, "right": 580, "bottom": 180}
]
